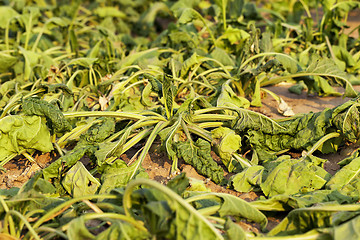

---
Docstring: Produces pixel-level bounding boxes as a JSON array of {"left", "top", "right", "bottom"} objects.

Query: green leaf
[
  {"left": 261, "top": 159, "right": 331, "bottom": 197},
  {"left": 62, "top": 162, "right": 101, "bottom": 197},
  {"left": 0, "top": 115, "right": 53, "bottom": 163},
  {"left": 67, "top": 216, "right": 95, "bottom": 240},
  {"left": 94, "top": 7, "right": 126, "bottom": 18},
  {"left": 176, "top": 139, "right": 224, "bottom": 184},
  {"left": 211, "top": 127, "right": 241, "bottom": 171},
  {"left": 22, "top": 97, "right": 72, "bottom": 133},
  {"left": 99, "top": 159, "right": 148, "bottom": 194},
  {"left": 95, "top": 221, "right": 150, "bottom": 240},
  {"left": 232, "top": 106, "right": 284, "bottom": 133},
  {"left": 0, "top": 52, "right": 18, "bottom": 72},
  {"left": 332, "top": 214, "right": 360, "bottom": 239},
  {"left": 163, "top": 74, "right": 176, "bottom": 119},
  {"left": 18, "top": 47, "right": 40, "bottom": 80},
  {"left": 124, "top": 179, "right": 224, "bottom": 240},
  {"left": 118, "top": 48, "right": 159, "bottom": 69},
  {"left": 326, "top": 156, "right": 360, "bottom": 197},
  {"left": 305, "top": 58, "right": 358, "bottom": 97},
  {"left": 177, "top": 8, "right": 201, "bottom": 24},
  {"left": 217, "top": 82, "right": 250, "bottom": 109},
  {"left": 210, "top": 47, "right": 234, "bottom": 66},
  {"left": 231, "top": 165, "right": 264, "bottom": 192},
  {"left": 68, "top": 57, "right": 98, "bottom": 68},
  {"left": 251, "top": 190, "right": 354, "bottom": 211},
  {"left": 43, "top": 146, "right": 90, "bottom": 180},
  {"left": 166, "top": 173, "right": 190, "bottom": 195},
  {"left": 218, "top": 26, "right": 249, "bottom": 45},
  {"left": 215, "top": 193, "right": 267, "bottom": 228},
  {"left": 268, "top": 204, "right": 360, "bottom": 236},
  {"left": 250, "top": 76, "right": 262, "bottom": 107},
  {"left": 224, "top": 218, "right": 246, "bottom": 240},
  {"left": 80, "top": 118, "right": 115, "bottom": 144},
  {"left": 0, "top": 6, "right": 19, "bottom": 29},
  {"left": 141, "top": 83, "right": 153, "bottom": 107},
  {"left": 332, "top": 101, "right": 360, "bottom": 142},
  {"left": 180, "top": 53, "right": 202, "bottom": 78}
]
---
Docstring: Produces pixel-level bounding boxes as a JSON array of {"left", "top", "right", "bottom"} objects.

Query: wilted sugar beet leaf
[
  {"left": 175, "top": 139, "right": 224, "bottom": 184},
  {"left": 22, "top": 97, "right": 71, "bottom": 133}
]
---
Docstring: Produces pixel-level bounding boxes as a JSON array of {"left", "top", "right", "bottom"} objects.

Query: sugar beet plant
[{"left": 2, "top": 0, "right": 360, "bottom": 239}]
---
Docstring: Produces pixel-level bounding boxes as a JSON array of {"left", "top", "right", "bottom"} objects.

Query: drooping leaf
[
  {"left": 67, "top": 215, "right": 95, "bottom": 240},
  {"left": 43, "top": 146, "right": 90, "bottom": 180},
  {"left": 95, "top": 221, "right": 150, "bottom": 240},
  {"left": 251, "top": 190, "right": 354, "bottom": 211},
  {"left": 326, "top": 156, "right": 360, "bottom": 198},
  {"left": 211, "top": 127, "right": 241, "bottom": 171},
  {"left": 213, "top": 192, "right": 267, "bottom": 228},
  {"left": 62, "top": 161, "right": 100, "bottom": 197},
  {"left": 224, "top": 218, "right": 247, "bottom": 240},
  {"left": 217, "top": 82, "right": 250, "bottom": 109},
  {"left": 231, "top": 165, "right": 264, "bottom": 192},
  {"left": 99, "top": 159, "right": 148, "bottom": 194},
  {"left": 175, "top": 139, "right": 224, "bottom": 184},
  {"left": 94, "top": 7, "right": 126, "bottom": 18},
  {"left": 268, "top": 204, "right": 360, "bottom": 236},
  {"left": 22, "top": 97, "right": 72, "bottom": 133},
  {"left": 332, "top": 214, "right": 360, "bottom": 240},
  {"left": 0, "top": 52, "right": 18, "bottom": 72},
  {"left": 261, "top": 159, "right": 331, "bottom": 197},
  {"left": 0, "top": 6, "right": 19, "bottom": 29},
  {"left": 0, "top": 115, "right": 53, "bottom": 163},
  {"left": 166, "top": 172, "right": 190, "bottom": 195}
]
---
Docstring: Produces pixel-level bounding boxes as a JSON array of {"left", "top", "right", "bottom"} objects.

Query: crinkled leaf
[
  {"left": 332, "top": 101, "right": 360, "bottom": 142},
  {"left": 80, "top": 118, "right": 115, "bottom": 144},
  {"left": 176, "top": 139, "right": 224, "bottom": 184},
  {"left": 22, "top": 97, "right": 72, "bottom": 133},
  {"left": 163, "top": 74, "right": 176, "bottom": 119}
]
